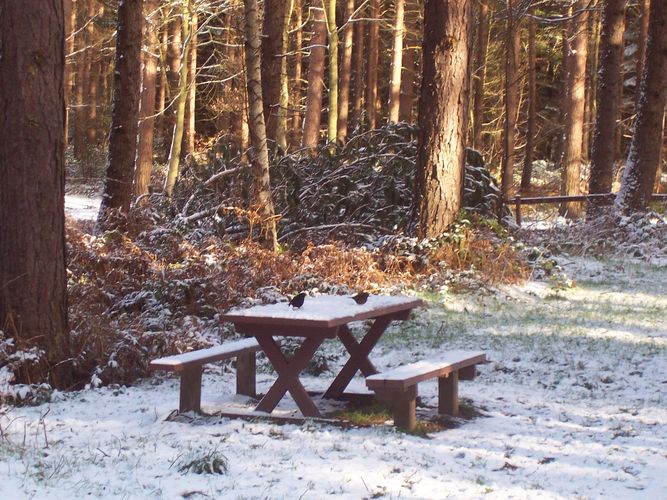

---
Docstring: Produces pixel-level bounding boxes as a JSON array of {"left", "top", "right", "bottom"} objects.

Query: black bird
[
  {"left": 351, "top": 291, "right": 369, "bottom": 305},
  {"left": 288, "top": 292, "right": 306, "bottom": 308}
]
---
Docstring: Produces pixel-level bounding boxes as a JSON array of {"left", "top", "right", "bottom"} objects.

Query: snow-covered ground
[
  {"left": 1, "top": 256, "right": 665, "bottom": 499},
  {"left": 65, "top": 194, "right": 102, "bottom": 221}
]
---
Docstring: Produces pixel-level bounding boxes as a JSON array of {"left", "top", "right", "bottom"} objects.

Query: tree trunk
[
  {"left": 135, "top": 0, "right": 160, "bottom": 198},
  {"left": 337, "top": 0, "right": 355, "bottom": 141},
  {"left": 0, "top": 0, "right": 72, "bottom": 387},
  {"left": 520, "top": 7, "right": 536, "bottom": 193},
  {"left": 97, "top": 0, "right": 144, "bottom": 223},
  {"left": 502, "top": 0, "right": 520, "bottom": 201},
  {"left": 352, "top": 1, "right": 365, "bottom": 127},
  {"left": 559, "top": 1, "right": 589, "bottom": 219},
  {"left": 635, "top": 0, "right": 650, "bottom": 107},
  {"left": 366, "top": 0, "right": 380, "bottom": 129},
  {"left": 184, "top": 11, "right": 197, "bottom": 156},
  {"left": 589, "top": 0, "right": 626, "bottom": 210},
  {"left": 327, "top": 0, "right": 339, "bottom": 141},
  {"left": 291, "top": 0, "right": 304, "bottom": 138},
  {"left": 64, "top": 0, "right": 75, "bottom": 149},
  {"left": 165, "top": 9, "right": 182, "bottom": 150},
  {"left": 261, "top": 0, "right": 289, "bottom": 144},
  {"left": 276, "top": 0, "right": 293, "bottom": 150},
  {"left": 617, "top": 0, "right": 667, "bottom": 212},
  {"left": 164, "top": 1, "right": 191, "bottom": 197},
  {"left": 387, "top": 0, "right": 405, "bottom": 123},
  {"left": 156, "top": 20, "right": 169, "bottom": 145},
  {"left": 244, "top": 0, "right": 279, "bottom": 250},
  {"left": 472, "top": 0, "right": 490, "bottom": 151},
  {"left": 399, "top": 0, "right": 416, "bottom": 123},
  {"left": 302, "top": 6, "right": 327, "bottom": 150},
  {"left": 412, "top": 0, "right": 473, "bottom": 237}
]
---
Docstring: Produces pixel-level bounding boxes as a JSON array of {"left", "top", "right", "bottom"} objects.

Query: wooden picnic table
[{"left": 220, "top": 295, "right": 423, "bottom": 418}]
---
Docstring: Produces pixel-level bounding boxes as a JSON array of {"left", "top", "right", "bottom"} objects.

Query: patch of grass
[
  {"left": 330, "top": 401, "right": 393, "bottom": 426},
  {"left": 177, "top": 447, "right": 228, "bottom": 475}
]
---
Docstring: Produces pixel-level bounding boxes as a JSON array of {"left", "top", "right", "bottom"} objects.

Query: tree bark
[
  {"left": 276, "top": 0, "right": 293, "bottom": 150},
  {"left": 291, "top": 0, "right": 304, "bottom": 138},
  {"left": 164, "top": 0, "right": 191, "bottom": 197},
  {"left": 387, "top": 0, "right": 405, "bottom": 123},
  {"left": 135, "top": 0, "right": 161, "bottom": 198},
  {"left": 0, "top": 0, "right": 72, "bottom": 387},
  {"left": 261, "top": 0, "right": 289, "bottom": 144},
  {"left": 352, "top": 1, "right": 365, "bottom": 127},
  {"left": 165, "top": 8, "right": 182, "bottom": 149},
  {"left": 520, "top": 7, "right": 536, "bottom": 193},
  {"left": 412, "top": 0, "right": 473, "bottom": 237},
  {"left": 560, "top": 0, "right": 589, "bottom": 219},
  {"left": 617, "top": 0, "right": 667, "bottom": 212},
  {"left": 97, "top": 0, "right": 144, "bottom": 222},
  {"left": 399, "top": 0, "right": 416, "bottom": 123},
  {"left": 502, "top": 0, "right": 520, "bottom": 201},
  {"left": 589, "top": 0, "right": 626, "bottom": 209},
  {"left": 337, "top": 0, "right": 355, "bottom": 141},
  {"left": 472, "top": 0, "right": 490, "bottom": 151},
  {"left": 184, "top": 10, "right": 197, "bottom": 156},
  {"left": 302, "top": 6, "right": 327, "bottom": 150},
  {"left": 64, "top": 0, "right": 75, "bottom": 149},
  {"left": 366, "top": 0, "right": 380, "bottom": 129},
  {"left": 635, "top": 0, "right": 650, "bottom": 107},
  {"left": 244, "top": 0, "right": 279, "bottom": 250},
  {"left": 327, "top": 0, "right": 339, "bottom": 142}
]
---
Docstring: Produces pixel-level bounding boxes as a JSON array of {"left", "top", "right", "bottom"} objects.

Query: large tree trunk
[
  {"left": 502, "top": 0, "right": 520, "bottom": 201},
  {"left": 366, "top": 0, "right": 380, "bottom": 129},
  {"left": 387, "top": 0, "right": 405, "bottom": 123},
  {"left": 184, "top": 10, "right": 197, "bottom": 156},
  {"left": 327, "top": 0, "right": 339, "bottom": 142},
  {"left": 135, "top": 0, "right": 161, "bottom": 198},
  {"left": 302, "top": 6, "right": 327, "bottom": 150},
  {"left": 97, "top": 0, "right": 144, "bottom": 223},
  {"left": 261, "top": 0, "right": 289, "bottom": 144},
  {"left": 472, "top": 0, "right": 490, "bottom": 151},
  {"left": 617, "top": 0, "right": 667, "bottom": 212},
  {"left": 412, "top": 0, "right": 473, "bottom": 237},
  {"left": 352, "top": 1, "right": 365, "bottom": 127},
  {"left": 560, "top": 0, "right": 589, "bottom": 219},
  {"left": 337, "top": 0, "right": 355, "bottom": 141},
  {"left": 164, "top": 1, "right": 191, "bottom": 197},
  {"left": 0, "top": 0, "right": 72, "bottom": 387},
  {"left": 520, "top": 8, "right": 537, "bottom": 193},
  {"left": 244, "top": 0, "right": 279, "bottom": 250},
  {"left": 589, "top": 0, "right": 626, "bottom": 210}
]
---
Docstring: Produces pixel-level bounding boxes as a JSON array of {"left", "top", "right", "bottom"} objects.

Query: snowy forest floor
[{"left": 1, "top": 244, "right": 666, "bottom": 498}]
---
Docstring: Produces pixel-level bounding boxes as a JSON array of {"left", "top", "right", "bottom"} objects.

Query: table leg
[
  {"left": 255, "top": 336, "right": 325, "bottom": 417},
  {"left": 323, "top": 316, "right": 393, "bottom": 399}
]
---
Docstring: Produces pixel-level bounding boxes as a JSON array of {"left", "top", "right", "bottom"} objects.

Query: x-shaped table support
[
  {"left": 323, "top": 315, "right": 394, "bottom": 400},
  {"left": 254, "top": 335, "right": 326, "bottom": 417}
]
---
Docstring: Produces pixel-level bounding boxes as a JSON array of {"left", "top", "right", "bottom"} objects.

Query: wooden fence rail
[{"left": 508, "top": 193, "right": 667, "bottom": 226}]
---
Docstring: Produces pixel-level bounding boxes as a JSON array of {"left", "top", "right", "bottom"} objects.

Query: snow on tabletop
[{"left": 224, "top": 294, "right": 421, "bottom": 321}]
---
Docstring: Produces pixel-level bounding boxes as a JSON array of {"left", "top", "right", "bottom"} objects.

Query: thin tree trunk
[
  {"left": 0, "top": 0, "right": 73, "bottom": 387},
  {"left": 589, "top": 0, "right": 626, "bottom": 210},
  {"left": 366, "top": 0, "right": 380, "bottom": 129},
  {"left": 87, "top": 58, "right": 99, "bottom": 146},
  {"left": 584, "top": 5, "right": 601, "bottom": 163},
  {"left": 412, "top": 0, "right": 473, "bottom": 236},
  {"left": 156, "top": 20, "right": 169, "bottom": 144},
  {"left": 135, "top": 0, "right": 160, "bottom": 198},
  {"left": 244, "top": 0, "right": 279, "bottom": 250},
  {"left": 165, "top": 9, "right": 182, "bottom": 150},
  {"left": 337, "top": 0, "right": 355, "bottom": 141},
  {"left": 327, "top": 0, "right": 339, "bottom": 142},
  {"left": 560, "top": 0, "right": 589, "bottom": 219},
  {"left": 184, "top": 11, "right": 197, "bottom": 156},
  {"left": 521, "top": 8, "right": 537, "bottom": 193},
  {"left": 472, "top": 0, "right": 490, "bottom": 151},
  {"left": 261, "top": 0, "right": 289, "bottom": 144},
  {"left": 302, "top": 6, "right": 327, "bottom": 150},
  {"left": 352, "top": 1, "right": 365, "bottom": 127},
  {"left": 617, "top": 0, "right": 667, "bottom": 212},
  {"left": 291, "top": 0, "right": 303, "bottom": 138},
  {"left": 399, "top": 0, "right": 415, "bottom": 123},
  {"left": 64, "top": 0, "right": 75, "bottom": 149},
  {"left": 635, "top": 0, "right": 650, "bottom": 107},
  {"left": 387, "top": 0, "right": 405, "bottom": 123},
  {"left": 98, "top": 0, "right": 144, "bottom": 223},
  {"left": 502, "top": 0, "right": 520, "bottom": 201},
  {"left": 164, "top": 1, "right": 191, "bottom": 197},
  {"left": 277, "top": 0, "right": 293, "bottom": 150}
]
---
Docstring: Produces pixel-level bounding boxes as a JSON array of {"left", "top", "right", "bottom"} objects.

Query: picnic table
[{"left": 220, "top": 295, "right": 423, "bottom": 418}]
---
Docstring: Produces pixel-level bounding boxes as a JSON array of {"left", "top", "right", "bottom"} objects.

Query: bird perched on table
[
  {"left": 350, "top": 291, "right": 369, "bottom": 305},
  {"left": 288, "top": 292, "right": 306, "bottom": 308}
]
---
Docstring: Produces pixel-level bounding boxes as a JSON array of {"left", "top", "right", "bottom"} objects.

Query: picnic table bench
[
  {"left": 366, "top": 350, "right": 486, "bottom": 430},
  {"left": 149, "top": 337, "right": 262, "bottom": 413}
]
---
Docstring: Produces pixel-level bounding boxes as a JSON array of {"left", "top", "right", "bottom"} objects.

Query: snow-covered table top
[{"left": 221, "top": 294, "right": 424, "bottom": 329}]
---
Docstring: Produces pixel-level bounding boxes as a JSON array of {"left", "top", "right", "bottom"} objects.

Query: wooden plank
[
  {"left": 366, "top": 351, "right": 486, "bottom": 390},
  {"left": 438, "top": 372, "right": 459, "bottom": 416},
  {"left": 149, "top": 338, "right": 261, "bottom": 372},
  {"left": 179, "top": 366, "right": 202, "bottom": 413}
]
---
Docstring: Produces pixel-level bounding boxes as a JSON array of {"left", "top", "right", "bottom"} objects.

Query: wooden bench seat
[
  {"left": 150, "top": 338, "right": 262, "bottom": 413},
  {"left": 366, "top": 350, "right": 486, "bottom": 430}
]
